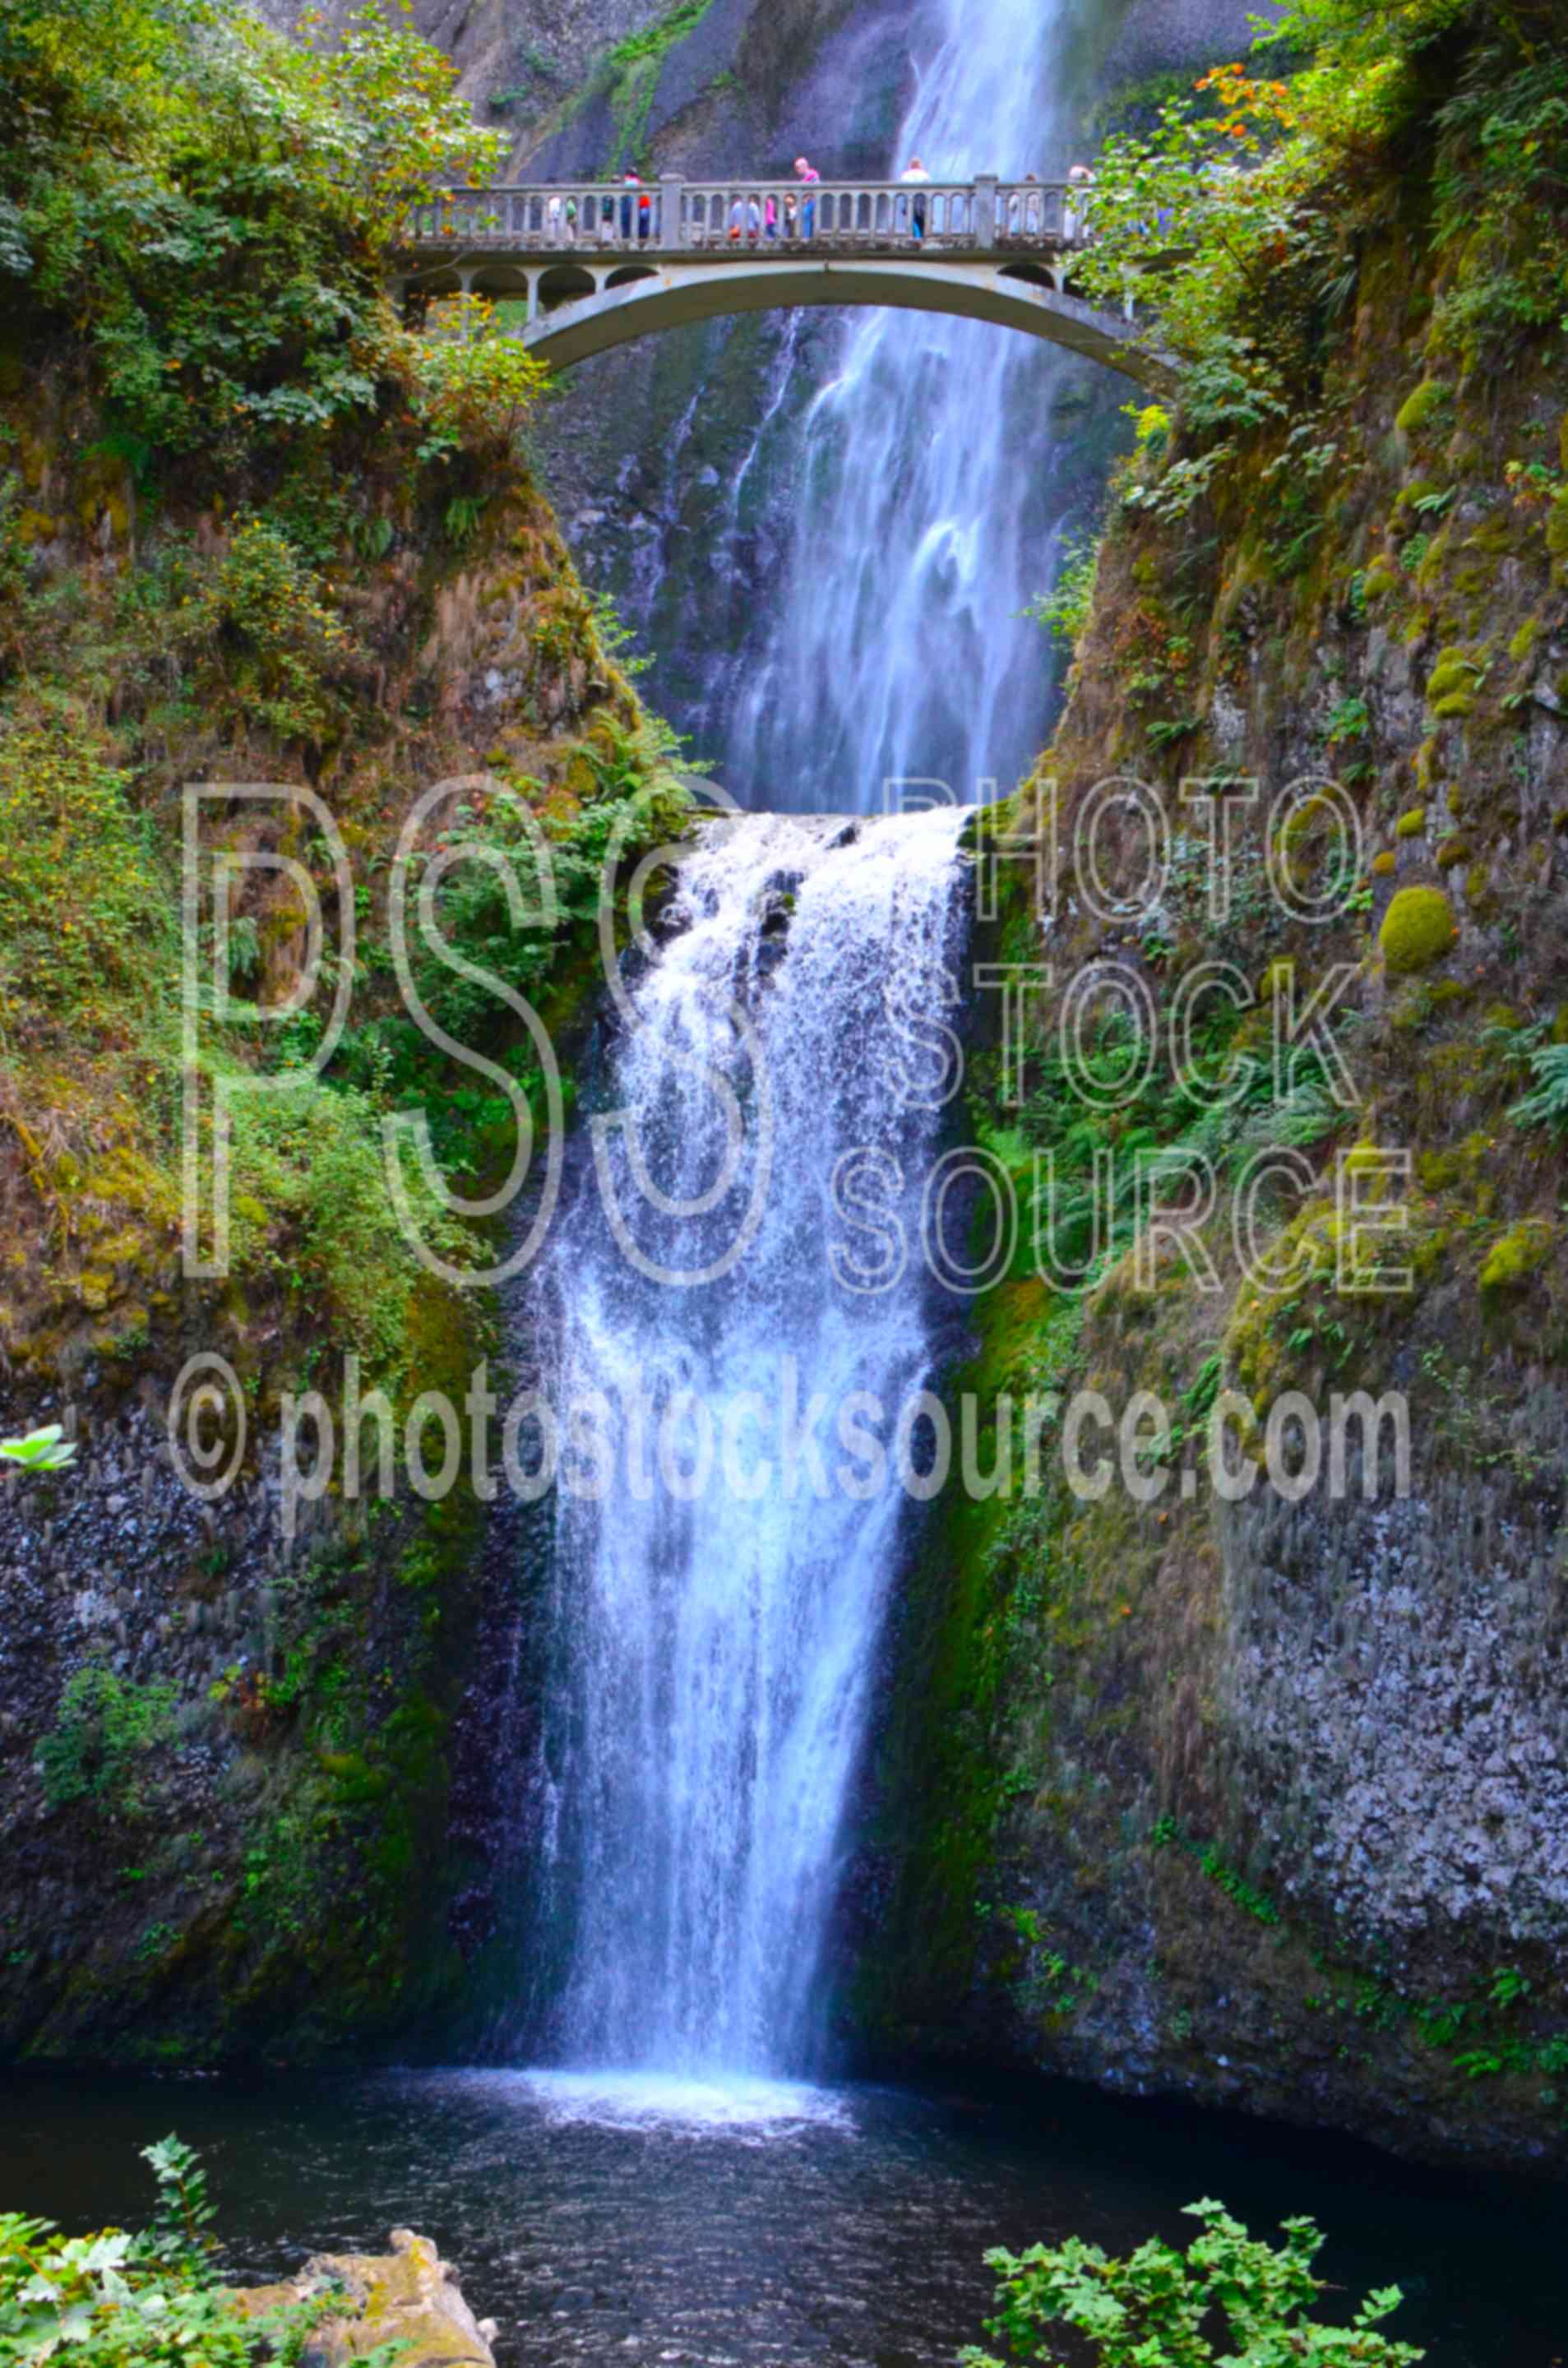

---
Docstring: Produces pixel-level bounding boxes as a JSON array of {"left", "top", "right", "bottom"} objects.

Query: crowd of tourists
[{"left": 541, "top": 155, "right": 1094, "bottom": 247}]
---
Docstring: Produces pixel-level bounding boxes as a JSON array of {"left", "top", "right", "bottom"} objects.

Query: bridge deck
[{"left": 403, "top": 176, "right": 1089, "bottom": 263}]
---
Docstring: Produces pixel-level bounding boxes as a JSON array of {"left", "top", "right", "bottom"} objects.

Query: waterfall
[
  {"left": 723, "top": 0, "right": 1101, "bottom": 815},
  {"left": 531, "top": 806, "right": 970, "bottom": 2076}
]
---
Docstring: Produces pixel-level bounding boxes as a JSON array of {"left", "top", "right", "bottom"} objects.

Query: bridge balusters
[{"left": 403, "top": 177, "right": 1085, "bottom": 263}]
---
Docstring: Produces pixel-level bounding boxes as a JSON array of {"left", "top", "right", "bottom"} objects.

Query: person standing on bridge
[
  {"left": 1066, "top": 160, "right": 1094, "bottom": 244},
  {"left": 620, "top": 169, "right": 641, "bottom": 240},
  {"left": 793, "top": 156, "right": 820, "bottom": 239},
  {"left": 900, "top": 155, "right": 931, "bottom": 242}
]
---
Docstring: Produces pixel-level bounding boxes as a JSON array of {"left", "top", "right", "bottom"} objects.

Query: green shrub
[
  {"left": 961, "top": 2197, "right": 1423, "bottom": 2368},
  {"left": 35, "top": 1669, "right": 178, "bottom": 1815},
  {"left": 398, "top": 309, "right": 552, "bottom": 466},
  {"left": 170, "top": 518, "right": 349, "bottom": 746},
  {"left": 0, "top": 720, "right": 172, "bottom": 1037},
  {"left": 1024, "top": 539, "right": 1100, "bottom": 650},
  {"left": 223, "top": 1070, "right": 469, "bottom": 1378},
  {"left": 0, "top": 2136, "right": 338, "bottom": 2367},
  {"left": 1, "top": 0, "right": 502, "bottom": 458}
]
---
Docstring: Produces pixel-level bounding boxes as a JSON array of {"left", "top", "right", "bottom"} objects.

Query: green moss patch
[
  {"left": 1395, "top": 380, "right": 1451, "bottom": 436},
  {"left": 1479, "top": 1219, "right": 1556, "bottom": 1293},
  {"left": 1378, "top": 886, "right": 1456, "bottom": 974}
]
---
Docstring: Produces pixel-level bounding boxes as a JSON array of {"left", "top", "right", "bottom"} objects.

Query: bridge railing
[{"left": 402, "top": 178, "right": 1089, "bottom": 256}]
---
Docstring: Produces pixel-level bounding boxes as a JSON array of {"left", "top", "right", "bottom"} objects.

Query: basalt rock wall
[{"left": 853, "top": 113, "right": 1568, "bottom": 2169}]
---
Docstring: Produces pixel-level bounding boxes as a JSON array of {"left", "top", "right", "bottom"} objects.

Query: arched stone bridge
[{"left": 397, "top": 178, "right": 1171, "bottom": 387}]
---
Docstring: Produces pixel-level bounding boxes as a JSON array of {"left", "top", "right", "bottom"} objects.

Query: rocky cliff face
[
  {"left": 0, "top": 306, "right": 657, "bottom": 2060},
  {"left": 854, "top": 136, "right": 1568, "bottom": 2167}
]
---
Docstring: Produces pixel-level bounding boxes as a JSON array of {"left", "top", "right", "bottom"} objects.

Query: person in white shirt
[{"left": 900, "top": 155, "right": 931, "bottom": 241}]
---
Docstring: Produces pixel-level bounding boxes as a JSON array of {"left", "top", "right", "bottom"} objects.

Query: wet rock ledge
[{"left": 237, "top": 2227, "right": 498, "bottom": 2367}]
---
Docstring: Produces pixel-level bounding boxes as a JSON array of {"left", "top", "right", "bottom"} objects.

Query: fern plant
[{"left": 1508, "top": 1041, "right": 1568, "bottom": 1131}]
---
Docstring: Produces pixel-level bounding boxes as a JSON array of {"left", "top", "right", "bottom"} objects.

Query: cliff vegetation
[
  {"left": 0, "top": 0, "right": 687, "bottom": 2059},
  {"left": 863, "top": 0, "right": 1568, "bottom": 2170}
]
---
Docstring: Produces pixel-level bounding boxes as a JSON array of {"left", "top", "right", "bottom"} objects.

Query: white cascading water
[
  {"left": 725, "top": 0, "right": 1094, "bottom": 813},
  {"left": 526, "top": 0, "right": 1102, "bottom": 2095},
  {"left": 533, "top": 807, "right": 969, "bottom": 2076}
]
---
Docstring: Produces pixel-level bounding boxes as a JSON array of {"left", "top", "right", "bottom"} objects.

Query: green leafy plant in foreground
[
  {"left": 0, "top": 2137, "right": 333, "bottom": 2368},
  {"left": 961, "top": 2197, "right": 1423, "bottom": 2367}
]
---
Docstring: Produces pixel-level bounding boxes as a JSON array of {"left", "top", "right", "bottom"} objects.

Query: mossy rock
[
  {"left": 1395, "top": 806, "right": 1427, "bottom": 838},
  {"left": 1434, "top": 835, "right": 1471, "bottom": 868},
  {"left": 1509, "top": 617, "right": 1541, "bottom": 664},
  {"left": 1478, "top": 1218, "right": 1556, "bottom": 1294},
  {"left": 1377, "top": 886, "right": 1456, "bottom": 974},
  {"left": 1425, "top": 650, "right": 1482, "bottom": 705},
  {"left": 1431, "top": 691, "right": 1475, "bottom": 719},
  {"left": 1363, "top": 560, "right": 1399, "bottom": 600},
  {"left": 1395, "top": 379, "right": 1450, "bottom": 436},
  {"left": 1371, "top": 850, "right": 1397, "bottom": 876}
]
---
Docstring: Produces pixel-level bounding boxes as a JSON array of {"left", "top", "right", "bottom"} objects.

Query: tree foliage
[
  {"left": 1077, "top": 0, "right": 1568, "bottom": 409},
  {"left": 1, "top": 0, "right": 504, "bottom": 452}
]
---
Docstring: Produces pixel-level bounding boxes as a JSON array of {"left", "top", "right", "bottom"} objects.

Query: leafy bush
[
  {"left": 1, "top": 0, "right": 502, "bottom": 456},
  {"left": 35, "top": 1669, "right": 178, "bottom": 1815},
  {"left": 0, "top": 2135, "right": 336, "bottom": 2368},
  {"left": 1077, "top": 0, "right": 1565, "bottom": 485},
  {"left": 170, "top": 517, "right": 349, "bottom": 745},
  {"left": 398, "top": 303, "right": 552, "bottom": 466},
  {"left": 0, "top": 719, "right": 173, "bottom": 1036},
  {"left": 961, "top": 2198, "right": 1423, "bottom": 2367},
  {"left": 221, "top": 1067, "right": 471, "bottom": 1377},
  {"left": 1025, "top": 540, "right": 1100, "bottom": 649}
]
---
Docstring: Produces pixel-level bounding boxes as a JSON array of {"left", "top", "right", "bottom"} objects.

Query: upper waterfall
[
  {"left": 720, "top": 0, "right": 1099, "bottom": 814},
  {"left": 529, "top": 806, "right": 971, "bottom": 2074}
]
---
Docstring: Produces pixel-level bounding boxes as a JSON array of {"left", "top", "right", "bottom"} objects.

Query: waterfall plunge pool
[{"left": 2, "top": 2065, "right": 1562, "bottom": 2366}]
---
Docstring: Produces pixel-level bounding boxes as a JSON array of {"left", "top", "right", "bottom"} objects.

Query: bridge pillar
[
  {"left": 973, "top": 175, "right": 997, "bottom": 247},
  {"left": 660, "top": 173, "right": 686, "bottom": 250}
]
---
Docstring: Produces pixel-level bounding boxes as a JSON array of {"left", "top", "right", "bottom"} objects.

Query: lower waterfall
[{"left": 529, "top": 805, "right": 972, "bottom": 2076}]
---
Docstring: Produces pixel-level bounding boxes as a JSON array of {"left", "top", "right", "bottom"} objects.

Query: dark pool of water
[{"left": 1, "top": 2065, "right": 1562, "bottom": 2367}]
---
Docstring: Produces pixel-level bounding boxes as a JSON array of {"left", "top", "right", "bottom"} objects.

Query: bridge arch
[{"left": 511, "top": 260, "right": 1163, "bottom": 383}]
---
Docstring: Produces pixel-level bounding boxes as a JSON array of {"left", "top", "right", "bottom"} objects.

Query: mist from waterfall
[
  {"left": 723, "top": 0, "right": 1096, "bottom": 815},
  {"left": 530, "top": 809, "right": 969, "bottom": 2077}
]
